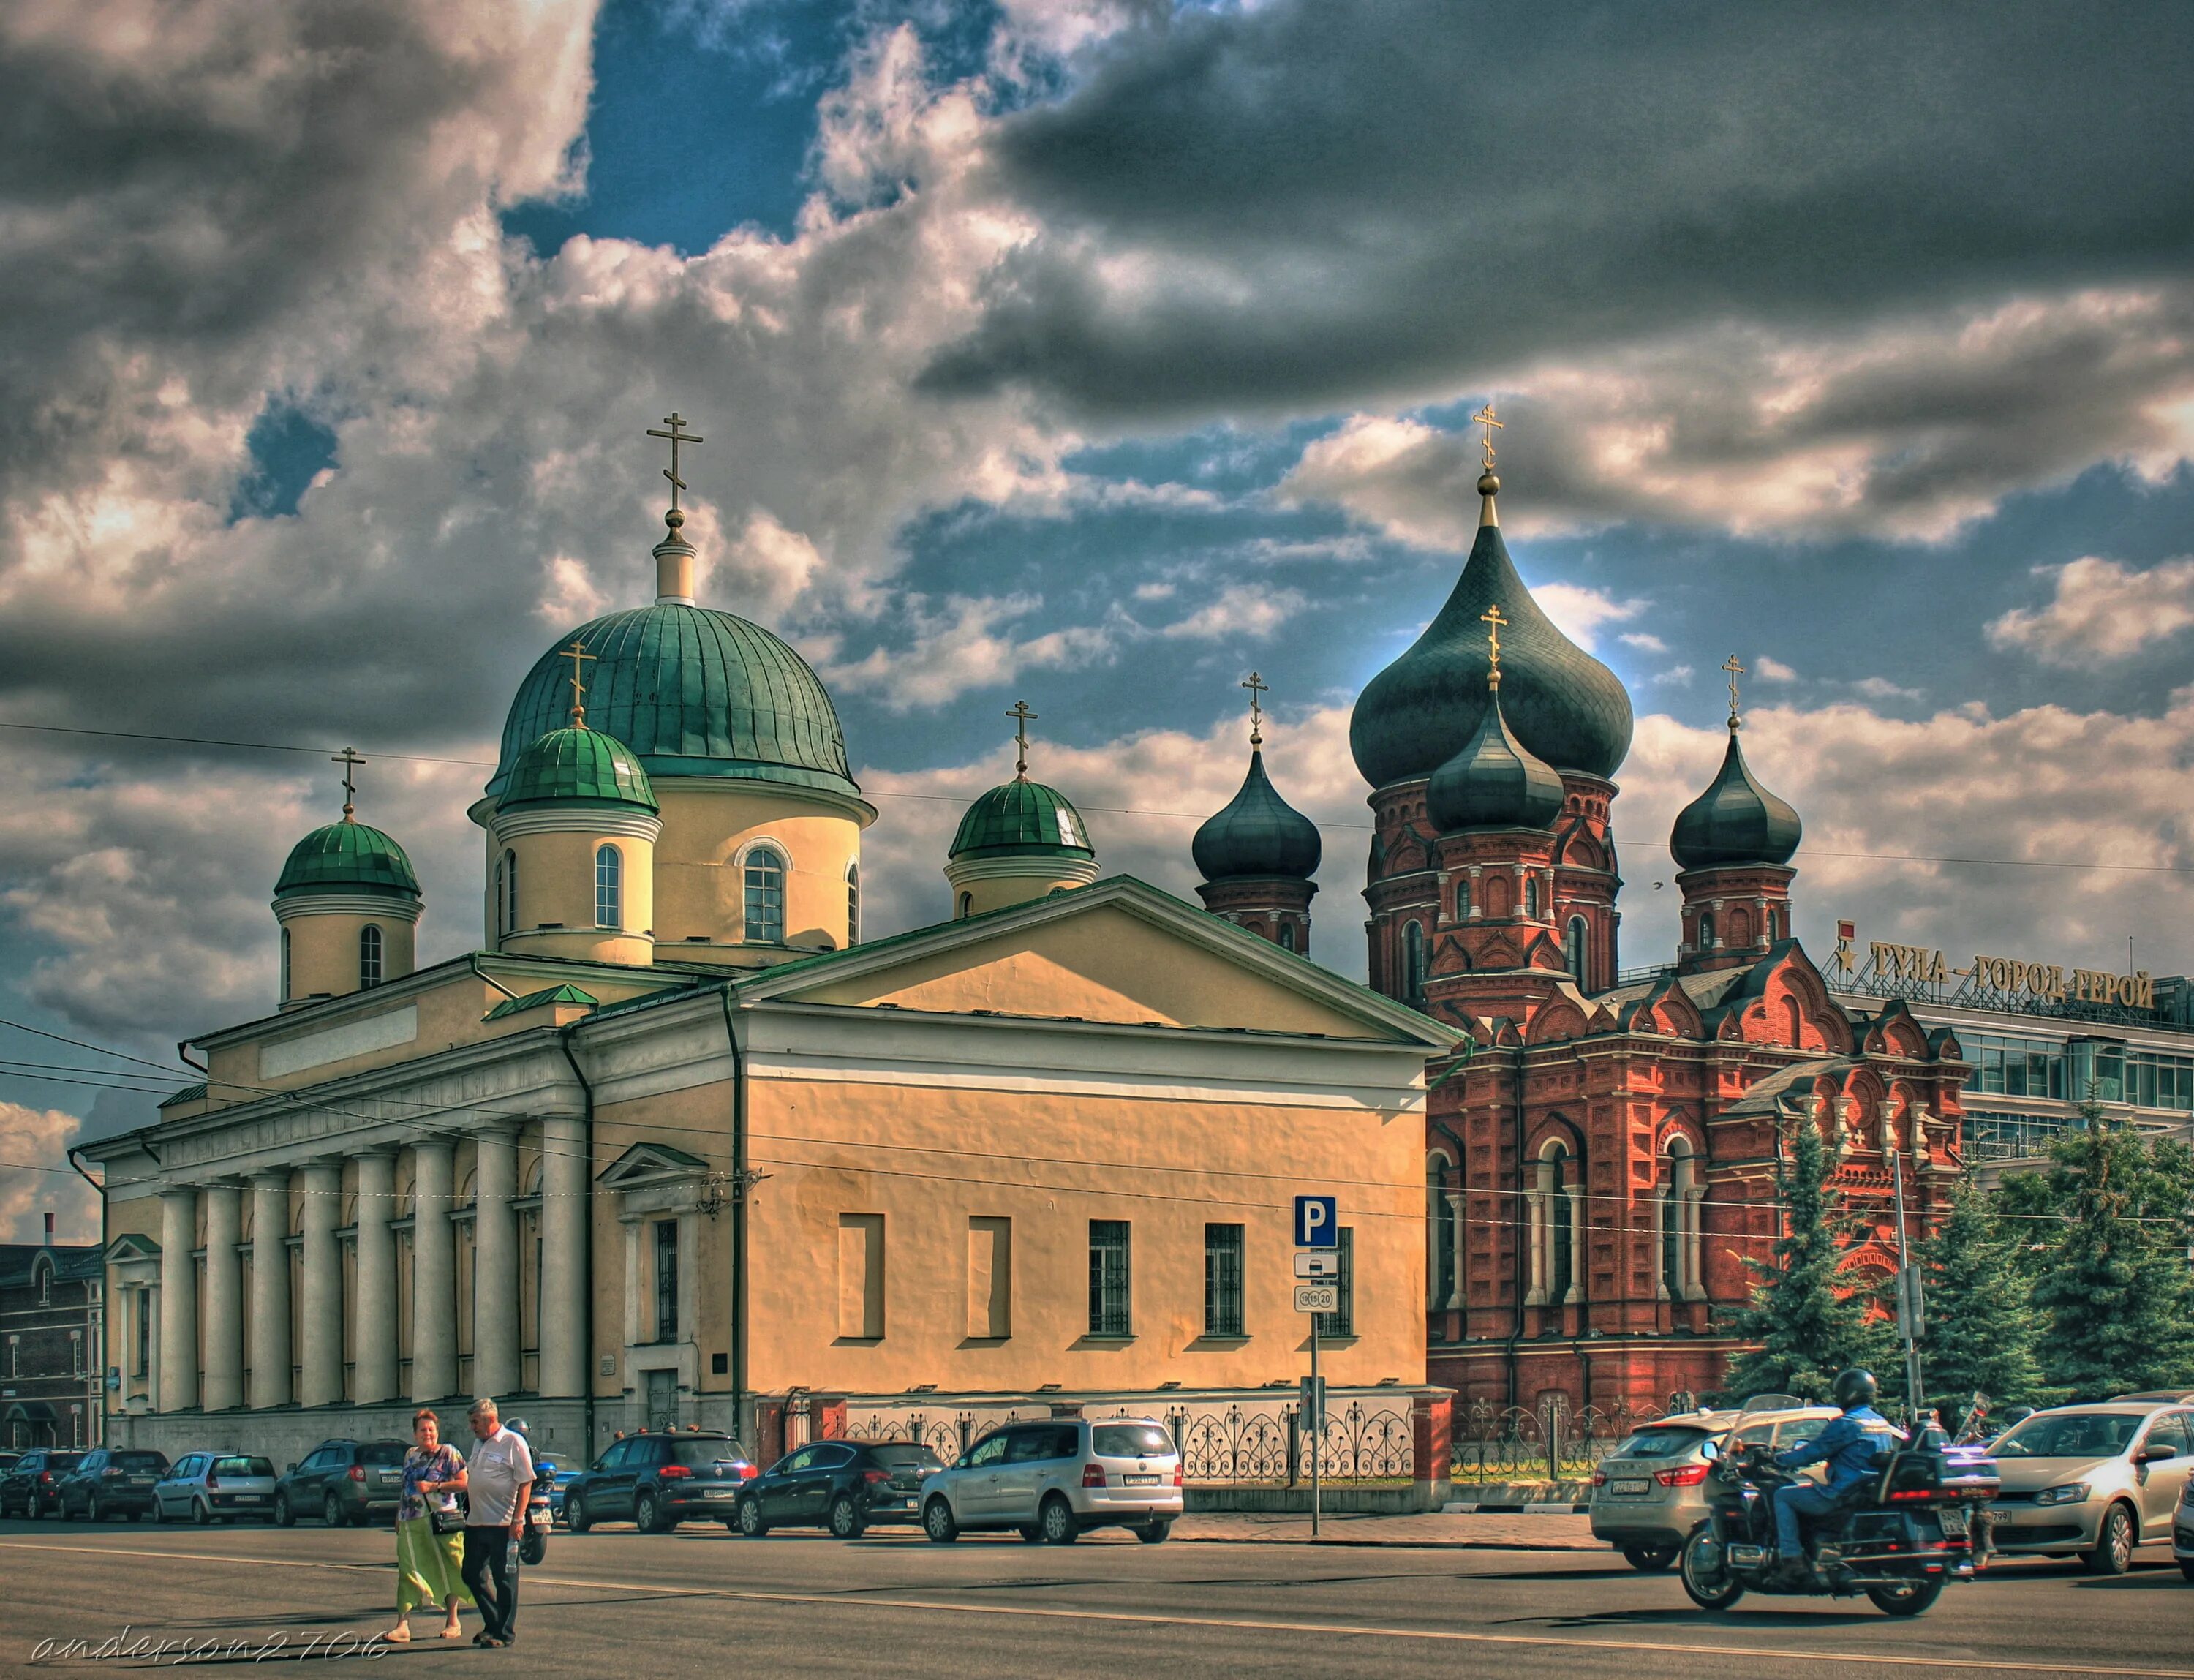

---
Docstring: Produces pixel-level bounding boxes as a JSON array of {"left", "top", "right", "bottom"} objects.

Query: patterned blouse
[{"left": 397, "top": 1443, "right": 464, "bottom": 1523}]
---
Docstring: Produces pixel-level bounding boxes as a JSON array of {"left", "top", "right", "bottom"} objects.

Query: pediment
[
  {"left": 595, "top": 1140, "right": 709, "bottom": 1189},
  {"left": 104, "top": 1232, "right": 160, "bottom": 1263}
]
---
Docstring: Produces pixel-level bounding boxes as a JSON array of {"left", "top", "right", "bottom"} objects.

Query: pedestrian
[
  {"left": 446, "top": 1398, "right": 535, "bottom": 1649},
  {"left": 387, "top": 1409, "right": 471, "bottom": 1644}
]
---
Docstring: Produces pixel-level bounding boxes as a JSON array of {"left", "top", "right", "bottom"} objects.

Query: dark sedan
[
  {"left": 56, "top": 1449, "right": 170, "bottom": 1521},
  {"left": 0, "top": 1449, "right": 83, "bottom": 1518},
  {"left": 736, "top": 1440, "right": 944, "bottom": 1539},
  {"left": 562, "top": 1430, "right": 758, "bottom": 1533}
]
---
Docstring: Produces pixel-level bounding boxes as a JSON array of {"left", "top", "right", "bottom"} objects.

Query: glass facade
[{"left": 1965, "top": 1033, "right": 2066, "bottom": 1099}]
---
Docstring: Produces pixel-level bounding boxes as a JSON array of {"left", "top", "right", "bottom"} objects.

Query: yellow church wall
[
  {"left": 953, "top": 870, "right": 1096, "bottom": 919},
  {"left": 651, "top": 780, "right": 865, "bottom": 956},
  {"left": 496, "top": 826, "right": 656, "bottom": 965},
  {"left": 279, "top": 908, "right": 416, "bottom": 1006}
]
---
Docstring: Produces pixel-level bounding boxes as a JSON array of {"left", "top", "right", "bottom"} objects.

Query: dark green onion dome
[
  {"left": 1670, "top": 731, "right": 1803, "bottom": 870},
  {"left": 949, "top": 778, "right": 1096, "bottom": 860},
  {"left": 489, "top": 604, "right": 857, "bottom": 801},
  {"left": 275, "top": 820, "right": 421, "bottom": 900},
  {"left": 499, "top": 726, "right": 659, "bottom": 813},
  {"left": 1350, "top": 521, "right": 1633, "bottom": 788},
  {"left": 1425, "top": 683, "right": 1566, "bottom": 833},
  {"left": 1193, "top": 750, "right": 1322, "bottom": 881}
]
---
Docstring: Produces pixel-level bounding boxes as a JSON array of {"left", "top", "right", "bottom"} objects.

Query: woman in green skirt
[{"left": 388, "top": 1408, "right": 472, "bottom": 1643}]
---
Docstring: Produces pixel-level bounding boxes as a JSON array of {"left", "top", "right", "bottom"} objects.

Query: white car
[{"left": 920, "top": 1417, "right": 1183, "bottom": 1545}]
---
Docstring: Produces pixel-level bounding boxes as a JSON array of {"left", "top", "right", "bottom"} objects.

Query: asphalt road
[{"left": 2, "top": 1515, "right": 2189, "bottom": 1679}]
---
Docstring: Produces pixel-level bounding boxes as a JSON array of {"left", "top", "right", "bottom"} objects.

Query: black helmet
[{"left": 1831, "top": 1368, "right": 1878, "bottom": 1409}]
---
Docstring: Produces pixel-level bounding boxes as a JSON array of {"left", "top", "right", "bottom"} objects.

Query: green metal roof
[
  {"left": 500, "top": 726, "right": 657, "bottom": 813},
  {"left": 1193, "top": 749, "right": 1322, "bottom": 881},
  {"left": 159, "top": 1082, "right": 208, "bottom": 1109},
  {"left": 274, "top": 820, "right": 421, "bottom": 899},
  {"left": 1426, "top": 683, "right": 1565, "bottom": 833},
  {"left": 484, "top": 983, "right": 599, "bottom": 1021},
  {"left": 949, "top": 778, "right": 1096, "bottom": 861},
  {"left": 1670, "top": 731, "right": 1802, "bottom": 870},
  {"left": 490, "top": 604, "right": 857, "bottom": 800}
]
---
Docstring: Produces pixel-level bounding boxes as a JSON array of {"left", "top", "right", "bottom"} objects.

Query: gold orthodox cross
[
  {"left": 1481, "top": 604, "right": 1508, "bottom": 686},
  {"left": 564, "top": 640, "right": 597, "bottom": 728},
  {"left": 1472, "top": 403, "right": 1503, "bottom": 470},
  {"left": 331, "top": 747, "right": 363, "bottom": 821},
  {"left": 1722, "top": 653, "right": 1746, "bottom": 731},
  {"left": 1242, "top": 671, "right": 1267, "bottom": 746},
  {"left": 645, "top": 413, "right": 705, "bottom": 511},
  {"left": 1007, "top": 698, "right": 1037, "bottom": 778}
]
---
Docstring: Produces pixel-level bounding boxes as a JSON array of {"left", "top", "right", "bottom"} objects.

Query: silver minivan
[
  {"left": 153, "top": 1452, "right": 279, "bottom": 1525},
  {"left": 921, "top": 1417, "right": 1183, "bottom": 1545}
]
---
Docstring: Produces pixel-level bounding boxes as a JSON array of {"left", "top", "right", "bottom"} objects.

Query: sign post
[
  {"left": 1294, "top": 1195, "right": 1338, "bottom": 1539},
  {"left": 1890, "top": 1150, "right": 1925, "bottom": 1426}
]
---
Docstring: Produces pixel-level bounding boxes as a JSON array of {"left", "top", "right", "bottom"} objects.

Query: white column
[
  {"left": 1523, "top": 1181, "right": 1548, "bottom": 1308},
  {"left": 1653, "top": 1188, "right": 1672, "bottom": 1302},
  {"left": 472, "top": 1128, "right": 519, "bottom": 1400},
  {"left": 299, "top": 1161, "right": 343, "bottom": 1406},
  {"left": 1681, "top": 1185, "right": 1709, "bottom": 1302},
  {"left": 622, "top": 1218, "right": 643, "bottom": 1351},
  {"left": 202, "top": 1182, "right": 244, "bottom": 1411},
  {"left": 146, "top": 1284, "right": 163, "bottom": 1413},
  {"left": 410, "top": 1139, "right": 457, "bottom": 1401},
  {"left": 249, "top": 1172, "right": 293, "bottom": 1408},
  {"left": 1564, "top": 1183, "right": 1586, "bottom": 1305},
  {"left": 539, "top": 1115, "right": 587, "bottom": 1398},
  {"left": 353, "top": 1150, "right": 399, "bottom": 1404},
  {"left": 677, "top": 1210, "right": 700, "bottom": 1345},
  {"left": 157, "top": 1191, "right": 197, "bottom": 1412}
]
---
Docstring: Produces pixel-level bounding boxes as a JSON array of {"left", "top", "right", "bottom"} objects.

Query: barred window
[
  {"left": 743, "top": 845, "right": 786, "bottom": 943},
  {"left": 1204, "top": 1223, "right": 1245, "bottom": 1337},
  {"left": 1088, "top": 1220, "right": 1131, "bottom": 1337},
  {"left": 846, "top": 862, "right": 861, "bottom": 945},
  {"left": 1313, "top": 1227, "right": 1354, "bottom": 1338},
  {"left": 359, "top": 924, "right": 383, "bottom": 989},
  {"left": 595, "top": 844, "right": 622, "bottom": 930},
  {"left": 654, "top": 1219, "right": 678, "bottom": 1342}
]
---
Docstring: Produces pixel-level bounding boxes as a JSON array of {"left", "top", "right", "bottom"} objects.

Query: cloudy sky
[{"left": 5, "top": 0, "right": 2193, "bottom": 1239}]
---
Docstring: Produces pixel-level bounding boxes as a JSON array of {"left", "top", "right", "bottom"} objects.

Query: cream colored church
[{"left": 89, "top": 447, "right": 1451, "bottom": 1471}]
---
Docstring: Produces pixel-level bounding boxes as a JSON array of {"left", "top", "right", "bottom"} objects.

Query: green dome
[
  {"left": 275, "top": 820, "right": 421, "bottom": 899},
  {"left": 1670, "top": 731, "right": 1802, "bottom": 870},
  {"left": 949, "top": 778, "right": 1096, "bottom": 860},
  {"left": 500, "top": 726, "right": 658, "bottom": 813},
  {"left": 490, "top": 604, "right": 858, "bottom": 802},
  {"left": 1193, "top": 750, "right": 1322, "bottom": 881},
  {"left": 1426, "top": 683, "right": 1566, "bottom": 833},
  {"left": 1351, "top": 520, "right": 1633, "bottom": 788}
]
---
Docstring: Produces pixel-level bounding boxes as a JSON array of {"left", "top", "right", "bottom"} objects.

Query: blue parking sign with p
[{"left": 1294, "top": 1194, "right": 1338, "bottom": 1248}]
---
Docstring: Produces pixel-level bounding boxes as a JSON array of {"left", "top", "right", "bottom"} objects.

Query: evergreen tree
[
  {"left": 1719, "top": 1116, "right": 1891, "bottom": 1404},
  {"left": 2029, "top": 1101, "right": 2194, "bottom": 1400},
  {"left": 1915, "top": 1173, "right": 2051, "bottom": 1414}
]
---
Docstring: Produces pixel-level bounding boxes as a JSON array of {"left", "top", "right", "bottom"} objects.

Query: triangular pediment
[
  {"left": 596, "top": 1140, "right": 709, "bottom": 1189},
  {"left": 104, "top": 1232, "right": 160, "bottom": 1262}
]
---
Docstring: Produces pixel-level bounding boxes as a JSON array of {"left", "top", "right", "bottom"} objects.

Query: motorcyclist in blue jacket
[{"left": 1771, "top": 1368, "right": 1896, "bottom": 1575}]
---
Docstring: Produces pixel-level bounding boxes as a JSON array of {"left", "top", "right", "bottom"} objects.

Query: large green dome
[
  {"left": 490, "top": 604, "right": 858, "bottom": 801},
  {"left": 1670, "top": 732, "right": 1802, "bottom": 870},
  {"left": 1350, "top": 520, "right": 1633, "bottom": 788},
  {"left": 1193, "top": 750, "right": 1322, "bottom": 881},
  {"left": 275, "top": 820, "right": 421, "bottom": 900},
  {"left": 950, "top": 779, "right": 1095, "bottom": 860},
  {"left": 501, "top": 726, "right": 658, "bottom": 813}
]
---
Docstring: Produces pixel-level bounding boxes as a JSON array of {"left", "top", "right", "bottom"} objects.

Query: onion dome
[
  {"left": 1194, "top": 750, "right": 1322, "bottom": 881},
  {"left": 500, "top": 726, "right": 658, "bottom": 813},
  {"left": 1670, "top": 730, "right": 1802, "bottom": 870},
  {"left": 1426, "top": 682, "right": 1565, "bottom": 832},
  {"left": 1350, "top": 497, "right": 1633, "bottom": 789},
  {"left": 276, "top": 820, "right": 420, "bottom": 901},
  {"left": 949, "top": 778, "right": 1095, "bottom": 862}
]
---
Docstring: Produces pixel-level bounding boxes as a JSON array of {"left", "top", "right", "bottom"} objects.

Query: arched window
[
  {"left": 1546, "top": 1145, "right": 1573, "bottom": 1303},
  {"left": 1427, "top": 1154, "right": 1457, "bottom": 1310},
  {"left": 1661, "top": 1137, "right": 1701, "bottom": 1303},
  {"left": 504, "top": 849, "right": 519, "bottom": 936},
  {"left": 1403, "top": 921, "right": 1426, "bottom": 1008},
  {"left": 742, "top": 845, "right": 786, "bottom": 943},
  {"left": 595, "top": 844, "right": 622, "bottom": 929},
  {"left": 493, "top": 858, "right": 505, "bottom": 938},
  {"left": 1524, "top": 875, "right": 1542, "bottom": 919},
  {"left": 1565, "top": 916, "right": 1588, "bottom": 987},
  {"left": 1697, "top": 908, "right": 1716, "bottom": 949},
  {"left": 956, "top": 890, "right": 973, "bottom": 919},
  {"left": 1278, "top": 922, "right": 1297, "bottom": 953},
  {"left": 846, "top": 862, "right": 861, "bottom": 945},
  {"left": 280, "top": 927, "right": 292, "bottom": 1003},
  {"left": 359, "top": 924, "right": 383, "bottom": 989},
  {"left": 1455, "top": 878, "right": 1471, "bottom": 919}
]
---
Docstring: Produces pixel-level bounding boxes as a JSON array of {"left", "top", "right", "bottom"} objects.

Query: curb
[
  {"left": 1441, "top": 1502, "right": 1591, "bottom": 1514},
  {"left": 1175, "top": 1534, "right": 1602, "bottom": 1552}
]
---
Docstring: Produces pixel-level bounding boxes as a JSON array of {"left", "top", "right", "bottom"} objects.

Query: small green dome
[
  {"left": 1670, "top": 731, "right": 1802, "bottom": 870},
  {"left": 1194, "top": 750, "right": 1322, "bottom": 881},
  {"left": 500, "top": 726, "right": 658, "bottom": 813},
  {"left": 275, "top": 820, "right": 421, "bottom": 899},
  {"left": 1427, "top": 685, "right": 1565, "bottom": 833},
  {"left": 949, "top": 778, "right": 1095, "bottom": 860}
]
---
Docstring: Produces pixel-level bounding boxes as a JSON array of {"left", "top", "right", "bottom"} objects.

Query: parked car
[
  {"left": 0, "top": 1448, "right": 85, "bottom": 1518},
  {"left": 1987, "top": 1401, "right": 2194, "bottom": 1574},
  {"left": 2174, "top": 1474, "right": 2193, "bottom": 1583},
  {"left": 919, "top": 1417, "right": 1182, "bottom": 1545},
  {"left": 543, "top": 1456, "right": 581, "bottom": 1518},
  {"left": 562, "top": 1431, "right": 757, "bottom": 1534},
  {"left": 152, "top": 1452, "right": 279, "bottom": 1525},
  {"left": 56, "top": 1448, "right": 170, "bottom": 1521},
  {"left": 274, "top": 1439, "right": 408, "bottom": 1527},
  {"left": 1590, "top": 1401, "right": 1841, "bottom": 1571},
  {"left": 0, "top": 1453, "right": 20, "bottom": 1475},
  {"left": 734, "top": 1440, "right": 945, "bottom": 1539}
]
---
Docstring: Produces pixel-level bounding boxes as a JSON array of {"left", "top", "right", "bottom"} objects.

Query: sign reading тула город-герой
[{"left": 1832, "top": 922, "right": 2159, "bottom": 1013}]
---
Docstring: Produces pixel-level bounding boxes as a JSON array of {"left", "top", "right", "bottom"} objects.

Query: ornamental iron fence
[{"left": 1449, "top": 1395, "right": 1665, "bottom": 1484}]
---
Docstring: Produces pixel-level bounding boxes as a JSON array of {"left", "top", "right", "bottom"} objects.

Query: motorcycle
[
  {"left": 520, "top": 1457, "right": 554, "bottom": 1566},
  {"left": 1678, "top": 1424, "right": 1998, "bottom": 1618}
]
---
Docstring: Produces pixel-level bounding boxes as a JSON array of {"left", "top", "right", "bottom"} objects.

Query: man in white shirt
[{"left": 456, "top": 1399, "right": 534, "bottom": 1648}]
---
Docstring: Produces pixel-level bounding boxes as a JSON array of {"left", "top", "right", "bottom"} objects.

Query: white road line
[{"left": 3, "top": 1542, "right": 2187, "bottom": 1679}]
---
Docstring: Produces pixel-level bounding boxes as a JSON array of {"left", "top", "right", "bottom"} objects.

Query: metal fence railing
[{"left": 1449, "top": 1396, "right": 1664, "bottom": 1484}]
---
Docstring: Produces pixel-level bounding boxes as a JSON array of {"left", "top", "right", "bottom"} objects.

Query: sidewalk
[{"left": 1172, "top": 1508, "right": 1601, "bottom": 1551}]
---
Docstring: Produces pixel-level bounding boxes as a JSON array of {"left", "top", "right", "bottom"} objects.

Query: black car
[
  {"left": 562, "top": 1431, "right": 757, "bottom": 1534},
  {"left": 56, "top": 1448, "right": 170, "bottom": 1521},
  {"left": 0, "top": 1449, "right": 84, "bottom": 1518},
  {"left": 735, "top": 1440, "right": 945, "bottom": 1540},
  {"left": 274, "top": 1439, "right": 409, "bottom": 1527}
]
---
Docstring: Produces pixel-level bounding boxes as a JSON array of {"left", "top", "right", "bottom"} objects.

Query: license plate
[
  {"left": 1610, "top": 1479, "right": 1651, "bottom": 1496},
  {"left": 703, "top": 1487, "right": 733, "bottom": 1498},
  {"left": 1123, "top": 1474, "right": 1161, "bottom": 1487},
  {"left": 1939, "top": 1507, "right": 1969, "bottom": 1537},
  {"left": 233, "top": 1496, "right": 264, "bottom": 1504},
  {"left": 129, "top": 1478, "right": 152, "bottom": 1486}
]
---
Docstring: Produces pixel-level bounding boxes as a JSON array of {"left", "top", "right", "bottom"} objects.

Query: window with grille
[
  {"left": 359, "top": 924, "right": 383, "bottom": 988},
  {"left": 1525, "top": 875, "right": 1541, "bottom": 918},
  {"left": 595, "top": 844, "right": 622, "bottom": 929},
  {"left": 1548, "top": 1149, "right": 1574, "bottom": 1301},
  {"left": 655, "top": 1220, "right": 679, "bottom": 1342},
  {"left": 1313, "top": 1228, "right": 1354, "bottom": 1337},
  {"left": 1087, "top": 1220, "right": 1131, "bottom": 1336},
  {"left": 846, "top": 862, "right": 861, "bottom": 945},
  {"left": 1204, "top": 1223, "right": 1245, "bottom": 1337},
  {"left": 744, "top": 845, "right": 786, "bottom": 943}
]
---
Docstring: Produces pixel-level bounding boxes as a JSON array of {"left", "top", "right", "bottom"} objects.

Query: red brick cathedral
[{"left": 1337, "top": 458, "right": 1968, "bottom": 1412}]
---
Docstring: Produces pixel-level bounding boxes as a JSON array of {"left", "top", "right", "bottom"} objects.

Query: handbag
[{"left": 429, "top": 1506, "right": 464, "bottom": 1536}]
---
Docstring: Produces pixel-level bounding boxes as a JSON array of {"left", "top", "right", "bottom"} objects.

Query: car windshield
[
  {"left": 214, "top": 1456, "right": 274, "bottom": 1477},
  {"left": 668, "top": 1440, "right": 743, "bottom": 1469},
  {"left": 361, "top": 1444, "right": 407, "bottom": 1466},
  {"left": 1092, "top": 1423, "right": 1175, "bottom": 1459},
  {"left": 862, "top": 1445, "right": 945, "bottom": 1471},
  {"left": 1994, "top": 1412, "right": 2145, "bottom": 1459},
  {"left": 111, "top": 1453, "right": 167, "bottom": 1471},
  {"left": 1615, "top": 1427, "right": 1713, "bottom": 1460}
]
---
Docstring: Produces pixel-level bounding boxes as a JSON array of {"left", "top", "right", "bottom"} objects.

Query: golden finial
[
  {"left": 563, "top": 640, "right": 597, "bottom": 728},
  {"left": 1471, "top": 402, "right": 1503, "bottom": 514},
  {"left": 1481, "top": 604, "right": 1508, "bottom": 690},
  {"left": 1006, "top": 699, "right": 1038, "bottom": 780},
  {"left": 1472, "top": 403, "right": 1504, "bottom": 472},
  {"left": 644, "top": 412, "right": 705, "bottom": 535},
  {"left": 331, "top": 747, "right": 363, "bottom": 822},
  {"left": 1241, "top": 671, "right": 1267, "bottom": 747},
  {"left": 1722, "top": 653, "right": 1746, "bottom": 733}
]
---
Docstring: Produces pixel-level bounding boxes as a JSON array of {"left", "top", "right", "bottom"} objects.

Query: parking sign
[{"left": 1294, "top": 1194, "right": 1337, "bottom": 1248}]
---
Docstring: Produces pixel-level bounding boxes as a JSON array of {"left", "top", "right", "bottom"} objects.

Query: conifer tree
[
  {"left": 1915, "top": 1172, "right": 2050, "bottom": 1413},
  {"left": 1719, "top": 1115, "right": 1890, "bottom": 1404}
]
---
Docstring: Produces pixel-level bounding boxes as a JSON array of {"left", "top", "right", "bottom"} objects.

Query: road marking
[{"left": 4, "top": 1542, "right": 2188, "bottom": 1679}]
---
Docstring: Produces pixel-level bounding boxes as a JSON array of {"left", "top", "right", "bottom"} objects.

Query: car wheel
[
  {"left": 1136, "top": 1521, "right": 1172, "bottom": 1545},
  {"left": 88, "top": 1496, "right": 105, "bottom": 1523},
  {"left": 735, "top": 1495, "right": 769, "bottom": 1538},
  {"left": 828, "top": 1493, "right": 866, "bottom": 1540},
  {"left": 1038, "top": 1495, "right": 1079, "bottom": 1546},
  {"left": 2179, "top": 1559, "right": 2194, "bottom": 1584},
  {"left": 1679, "top": 1523, "right": 1745, "bottom": 1611},
  {"left": 2086, "top": 1504, "right": 2136, "bottom": 1576},
  {"left": 151, "top": 1499, "right": 166, "bottom": 1525},
  {"left": 192, "top": 1499, "right": 213, "bottom": 1527},
  {"left": 636, "top": 1489, "right": 668, "bottom": 1533},
  {"left": 565, "top": 1493, "right": 591, "bottom": 1534},
  {"left": 1622, "top": 1543, "right": 1678, "bottom": 1572},
  {"left": 922, "top": 1497, "right": 960, "bottom": 1544},
  {"left": 274, "top": 1493, "right": 294, "bottom": 1528},
  {"left": 1866, "top": 1577, "right": 1945, "bottom": 1617},
  {"left": 323, "top": 1491, "right": 344, "bottom": 1527}
]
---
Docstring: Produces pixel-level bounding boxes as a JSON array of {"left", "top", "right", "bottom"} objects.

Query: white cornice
[
  {"left": 945, "top": 853, "right": 1102, "bottom": 888},
  {"left": 491, "top": 807, "right": 663, "bottom": 843},
  {"left": 272, "top": 894, "right": 423, "bottom": 922}
]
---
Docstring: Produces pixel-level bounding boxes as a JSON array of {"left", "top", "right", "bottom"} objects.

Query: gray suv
[
  {"left": 921, "top": 1417, "right": 1182, "bottom": 1545},
  {"left": 1591, "top": 1401, "right": 1840, "bottom": 1570},
  {"left": 273, "top": 1439, "right": 408, "bottom": 1527}
]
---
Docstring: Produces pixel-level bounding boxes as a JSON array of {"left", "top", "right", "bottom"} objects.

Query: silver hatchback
[
  {"left": 1591, "top": 1402, "right": 1841, "bottom": 1570},
  {"left": 1988, "top": 1403, "right": 2194, "bottom": 1574},
  {"left": 921, "top": 1417, "right": 1183, "bottom": 1545},
  {"left": 153, "top": 1452, "right": 279, "bottom": 1525}
]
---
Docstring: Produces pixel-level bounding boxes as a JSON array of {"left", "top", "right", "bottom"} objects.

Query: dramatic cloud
[
  {"left": 1988, "top": 555, "right": 2194, "bottom": 666},
  {"left": 0, "top": 1101, "right": 95, "bottom": 1245},
  {"left": 1159, "top": 583, "right": 1305, "bottom": 640},
  {"left": 821, "top": 593, "right": 1117, "bottom": 709}
]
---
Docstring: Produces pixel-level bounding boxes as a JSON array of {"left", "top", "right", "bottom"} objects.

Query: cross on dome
[
  {"left": 645, "top": 413, "right": 704, "bottom": 516},
  {"left": 331, "top": 747, "right": 363, "bottom": 821},
  {"left": 1480, "top": 604, "right": 1509, "bottom": 689},
  {"left": 1006, "top": 699, "right": 1038, "bottom": 780},
  {"left": 1722, "top": 653, "right": 1746, "bottom": 732},
  {"left": 563, "top": 640, "right": 597, "bottom": 728},
  {"left": 1242, "top": 671, "right": 1267, "bottom": 747},
  {"left": 1471, "top": 403, "right": 1503, "bottom": 471}
]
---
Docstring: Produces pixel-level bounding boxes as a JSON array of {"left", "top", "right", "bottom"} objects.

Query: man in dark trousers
[
  {"left": 454, "top": 1398, "right": 535, "bottom": 1648},
  {"left": 1771, "top": 1368, "right": 1899, "bottom": 1582}
]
